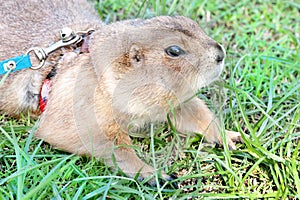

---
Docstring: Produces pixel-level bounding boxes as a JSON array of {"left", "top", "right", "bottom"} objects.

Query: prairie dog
[{"left": 0, "top": 0, "right": 242, "bottom": 183}]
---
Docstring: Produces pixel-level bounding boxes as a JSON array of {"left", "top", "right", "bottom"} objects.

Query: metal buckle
[{"left": 27, "top": 27, "right": 83, "bottom": 70}]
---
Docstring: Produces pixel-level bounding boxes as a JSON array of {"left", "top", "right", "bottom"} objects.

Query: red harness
[
  {"left": 38, "top": 31, "right": 93, "bottom": 112},
  {"left": 39, "top": 79, "right": 52, "bottom": 112}
]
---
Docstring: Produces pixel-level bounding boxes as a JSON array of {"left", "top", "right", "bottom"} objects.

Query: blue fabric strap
[{"left": 0, "top": 54, "right": 32, "bottom": 75}]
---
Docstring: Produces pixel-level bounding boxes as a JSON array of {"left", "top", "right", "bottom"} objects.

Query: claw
[
  {"left": 144, "top": 173, "right": 178, "bottom": 189},
  {"left": 168, "top": 173, "right": 179, "bottom": 189}
]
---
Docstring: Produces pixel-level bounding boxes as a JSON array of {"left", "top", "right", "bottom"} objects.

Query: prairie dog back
[
  {"left": 0, "top": 0, "right": 102, "bottom": 115},
  {"left": 0, "top": 0, "right": 101, "bottom": 60}
]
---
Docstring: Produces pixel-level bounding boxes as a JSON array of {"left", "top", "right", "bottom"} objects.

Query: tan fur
[{"left": 0, "top": 0, "right": 241, "bottom": 181}]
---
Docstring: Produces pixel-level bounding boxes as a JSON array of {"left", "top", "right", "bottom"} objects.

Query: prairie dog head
[{"left": 90, "top": 16, "right": 225, "bottom": 120}]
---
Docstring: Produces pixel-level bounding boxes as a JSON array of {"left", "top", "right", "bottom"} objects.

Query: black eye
[{"left": 165, "top": 45, "right": 185, "bottom": 57}]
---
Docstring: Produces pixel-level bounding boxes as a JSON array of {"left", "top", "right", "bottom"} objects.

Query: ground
[{"left": 0, "top": 0, "right": 299, "bottom": 199}]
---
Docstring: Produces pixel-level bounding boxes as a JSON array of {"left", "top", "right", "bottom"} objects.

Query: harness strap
[
  {"left": 40, "top": 79, "right": 52, "bottom": 112},
  {"left": 0, "top": 54, "right": 32, "bottom": 75}
]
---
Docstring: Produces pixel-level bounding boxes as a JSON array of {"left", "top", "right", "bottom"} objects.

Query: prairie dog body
[{"left": 0, "top": 0, "right": 241, "bottom": 182}]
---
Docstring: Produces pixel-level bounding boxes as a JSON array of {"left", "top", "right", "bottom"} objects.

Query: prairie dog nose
[{"left": 214, "top": 43, "right": 226, "bottom": 63}]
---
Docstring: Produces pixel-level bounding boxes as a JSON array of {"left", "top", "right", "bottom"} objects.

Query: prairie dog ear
[{"left": 129, "top": 44, "right": 144, "bottom": 68}]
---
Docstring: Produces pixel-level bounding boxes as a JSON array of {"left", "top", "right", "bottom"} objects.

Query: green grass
[{"left": 1, "top": 0, "right": 299, "bottom": 199}]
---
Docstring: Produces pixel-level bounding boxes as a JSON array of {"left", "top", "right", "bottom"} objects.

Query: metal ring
[
  {"left": 3, "top": 60, "right": 17, "bottom": 71},
  {"left": 26, "top": 47, "right": 46, "bottom": 70},
  {"left": 7, "top": 60, "right": 16, "bottom": 70}
]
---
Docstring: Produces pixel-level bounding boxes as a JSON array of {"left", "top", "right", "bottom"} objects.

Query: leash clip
[{"left": 27, "top": 27, "right": 82, "bottom": 70}]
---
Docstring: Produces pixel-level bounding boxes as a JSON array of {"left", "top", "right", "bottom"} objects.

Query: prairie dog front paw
[{"left": 224, "top": 130, "right": 243, "bottom": 150}]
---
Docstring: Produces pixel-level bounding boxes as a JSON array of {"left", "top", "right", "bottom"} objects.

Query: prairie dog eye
[{"left": 165, "top": 45, "right": 185, "bottom": 57}]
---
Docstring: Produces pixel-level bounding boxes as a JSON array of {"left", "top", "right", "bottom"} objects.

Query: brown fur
[{"left": 0, "top": 0, "right": 242, "bottom": 182}]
